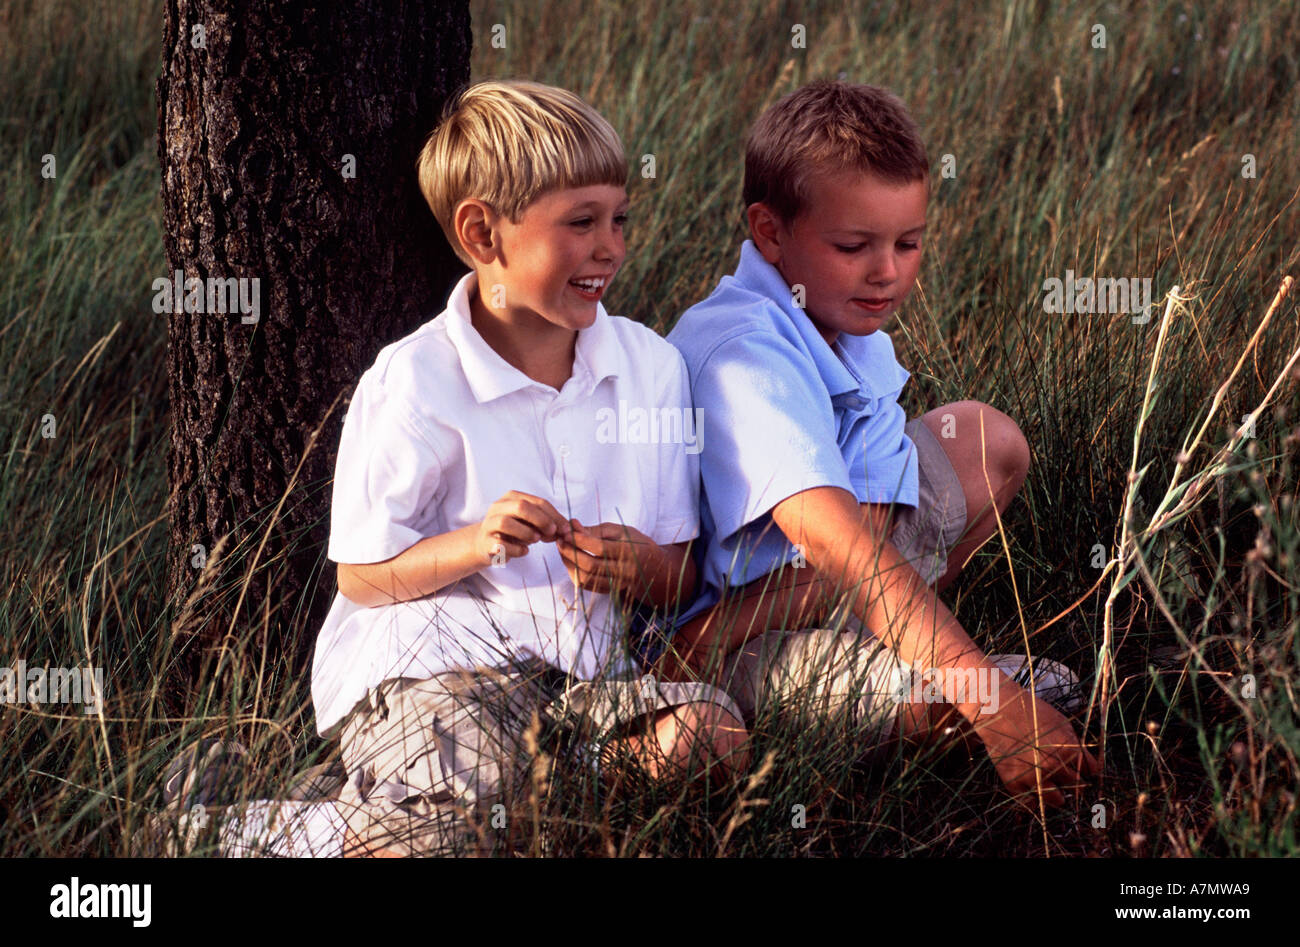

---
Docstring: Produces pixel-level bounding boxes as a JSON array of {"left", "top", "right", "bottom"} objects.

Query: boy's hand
[
  {"left": 475, "top": 491, "right": 571, "bottom": 563},
  {"left": 556, "top": 520, "right": 659, "bottom": 596},
  {"left": 971, "top": 683, "right": 1100, "bottom": 810}
]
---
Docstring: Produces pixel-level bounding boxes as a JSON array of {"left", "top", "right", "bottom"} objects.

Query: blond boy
[{"left": 312, "top": 80, "right": 749, "bottom": 856}]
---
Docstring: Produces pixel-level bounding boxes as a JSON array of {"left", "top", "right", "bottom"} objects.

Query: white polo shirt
[{"left": 310, "top": 271, "right": 701, "bottom": 737}]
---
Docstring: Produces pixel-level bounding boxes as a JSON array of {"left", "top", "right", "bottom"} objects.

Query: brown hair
[
  {"left": 743, "top": 80, "right": 929, "bottom": 225},
  {"left": 416, "top": 79, "right": 628, "bottom": 266}
]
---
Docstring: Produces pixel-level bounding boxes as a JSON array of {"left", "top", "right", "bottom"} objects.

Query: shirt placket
[
  {"left": 542, "top": 392, "right": 580, "bottom": 516},
  {"left": 831, "top": 390, "right": 869, "bottom": 441}
]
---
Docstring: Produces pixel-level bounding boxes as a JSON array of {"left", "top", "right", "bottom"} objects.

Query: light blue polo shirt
[{"left": 663, "top": 239, "right": 918, "bottom": 632}]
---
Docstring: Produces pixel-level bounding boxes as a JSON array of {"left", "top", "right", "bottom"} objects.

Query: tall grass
[{"left": 1, "top": 0, "right": 1296, "bottom": 856}]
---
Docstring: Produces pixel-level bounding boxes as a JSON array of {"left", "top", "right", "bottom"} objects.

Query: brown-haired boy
[{"left": 661, "top": 80, "right": 1098, "bottom": 809}]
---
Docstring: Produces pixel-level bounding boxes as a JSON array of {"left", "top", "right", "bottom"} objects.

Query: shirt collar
[
  {"left": 443, "top": 271, "right": 621, "bottom": 404},
  {"left": 732, "top": 240, "right": 863, "bottom": 401}
]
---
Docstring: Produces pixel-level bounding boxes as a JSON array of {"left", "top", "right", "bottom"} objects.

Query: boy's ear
[
  {"left": 453, "top": 198, "right": 499, "bottom": 265},
  {"left": 746, "top": 202, "right": 785, "bottom": 266}
]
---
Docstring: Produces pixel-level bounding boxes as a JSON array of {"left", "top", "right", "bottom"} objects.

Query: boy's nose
[
  {"left": 868, "top": 253, "right": 898, "bottom": 285},
  {"left": 594, "top": 229, "right": 623, "bottom": 263}
]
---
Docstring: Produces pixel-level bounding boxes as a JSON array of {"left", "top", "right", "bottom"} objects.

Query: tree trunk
[{"left": 157, "top": 0, "right": 470, "bottom": 689}]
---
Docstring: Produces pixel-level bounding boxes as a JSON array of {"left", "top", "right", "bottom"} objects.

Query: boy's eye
[
  {"left": 570, "top": 213, "right": 629, "bottom": 229},
  {"left": 835, "top": 241, "right": 921, "bottom": 253}
]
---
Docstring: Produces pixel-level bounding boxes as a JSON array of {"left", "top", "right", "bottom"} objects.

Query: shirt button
[{"left": 558, "top": 444, "right": 571, "bottom": 458}]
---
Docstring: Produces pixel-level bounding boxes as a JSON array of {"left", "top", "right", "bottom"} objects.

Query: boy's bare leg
[
  {"left": 879, "top": 693, "right": 981, "bottom": 759},
  {"left": 657, "top": 562, "right": 846, "bottom": 683},
  {"left": 921, "top": 401, "right": 1030, "bottom": 595},
  {"left": 605, "top": 703, "right": 750, "bottom": 785}
]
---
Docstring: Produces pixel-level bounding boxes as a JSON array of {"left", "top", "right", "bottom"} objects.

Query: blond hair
[
  {"left": 416, "top": 79, "right": 628, "bottom": 266},
  {"left": 743, "top": 80, "right": 929, "bottom": 226}
]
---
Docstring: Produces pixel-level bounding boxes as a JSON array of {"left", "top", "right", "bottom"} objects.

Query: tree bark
[{"left": 158, "top": 0, "right": 470, "bottom": 688}]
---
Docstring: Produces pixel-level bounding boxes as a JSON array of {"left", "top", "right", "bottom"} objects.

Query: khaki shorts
[
  {"left": 890, "top": 416, "right": 969, "bottom": 587},
  {"left": 335, "top": 659, "right": 743, "bottom": 856},
  {"left": 714, "top": 623, "right": 910, "bottom": 749}
]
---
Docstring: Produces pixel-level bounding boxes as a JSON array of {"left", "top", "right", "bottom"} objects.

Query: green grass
[{"left": 1, "top": 0, "right": 1298, "bottom": 856}]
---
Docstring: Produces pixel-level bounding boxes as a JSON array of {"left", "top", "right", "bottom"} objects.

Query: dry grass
[{"left": 1, "top": 0, "right": 1297, "bottom": 856}]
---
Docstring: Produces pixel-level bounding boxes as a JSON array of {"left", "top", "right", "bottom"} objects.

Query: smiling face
[
  {"left": 469, "top": 183, "right": 628, "bottom": 334},
  {"left": 750, "top": 170, "right": 928, "bottom": 346}
]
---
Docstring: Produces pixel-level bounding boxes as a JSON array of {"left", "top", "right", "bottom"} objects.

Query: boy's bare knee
[
  {"left": 646, "top": 702, "right": 750, "bottom": 780},
  {"left": 938, "top": 401, "right": 1029, "bottom": 503},
  {"left": 966, "top": 402, "right": 1029, "bottom": 480},
  {"left": 997, "top": 416, "right": 1031, "bottom": 482}
]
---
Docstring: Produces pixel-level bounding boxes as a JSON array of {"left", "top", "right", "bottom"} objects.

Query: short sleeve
[
  {"left": 693, "top": 329, "right": 854, "bottom": 542},
  {"left": 648, "top": 349, "right": 701, "bottom": 545},
  {"left": 327, "top": 375, "right": 445, "bottom": 564}
]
